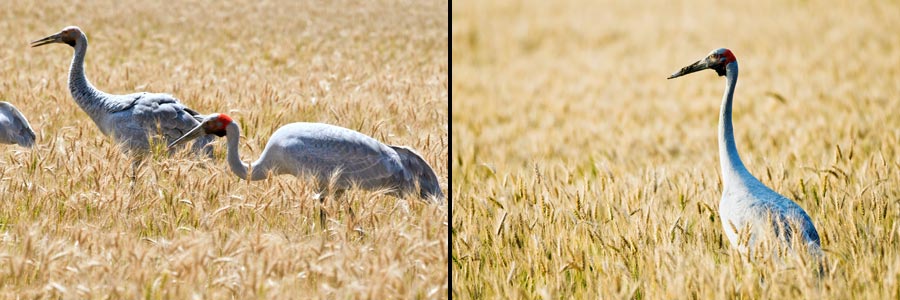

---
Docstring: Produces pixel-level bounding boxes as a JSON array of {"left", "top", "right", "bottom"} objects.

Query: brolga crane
[
  {"left": 168, "top": 113, "right": 445, "bottom": 202},
  {"left": 0, "top": 101, "right": 36, "bottom": 148},
  {"left": 30, "top": 26, "right": 215, "bottom": 159},
  {"left": 668, "top": 48, "right": 823, "bottom": 261}
]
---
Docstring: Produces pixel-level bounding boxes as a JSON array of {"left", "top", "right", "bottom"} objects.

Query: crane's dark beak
[
  {"left": 668, "top": 59, "right": 710, "bottom": 79},
  {"left": 168, "top": 124, "right": 206, "bottom": 150},
  {"left": 30, "top": 33, "right": 63, "bottom": 47}
]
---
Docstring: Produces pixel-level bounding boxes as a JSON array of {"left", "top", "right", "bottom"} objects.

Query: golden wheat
[
  {"left": 0, "top": 0, "right": 448, "bottom": 298},
  {"left": 453, "top": 0, "right": 900, "bottom": 298}
]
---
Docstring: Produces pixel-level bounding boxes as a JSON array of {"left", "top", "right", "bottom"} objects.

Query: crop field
[
  {"left": 453, "top": 0, "right": 900, "bottom": 298},
  {"left": 0, "top": 0, "right": 448, "bottom": 298}
]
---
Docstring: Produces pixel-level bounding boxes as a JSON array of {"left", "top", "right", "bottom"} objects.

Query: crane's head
[
  {"left": 31, "top": 26, "right": 84, "bottom": 48},
  {"left": 167, "top": 113, "right": 233, "bottom": 150},
  {"left": 668, "top": 48, "right": 737, "bottom": 79}
]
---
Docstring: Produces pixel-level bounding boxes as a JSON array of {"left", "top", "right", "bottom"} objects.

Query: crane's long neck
[
  {"left": 68, "top": 33, "right": 110, "bottom": 120},
  {"left": 718, "top": 62, "right": 752, "bottom": 186},
  {"left": 225, "top": 123, "right": 269, "bottom": 181}
]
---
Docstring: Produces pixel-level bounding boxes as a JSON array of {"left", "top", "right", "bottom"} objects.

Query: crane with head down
[{"left": 168, "top": 113, "right": 445, "bottom": 203}]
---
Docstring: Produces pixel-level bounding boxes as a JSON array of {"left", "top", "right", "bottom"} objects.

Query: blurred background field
[
  {"left": 452, "top": 0, "right": 900, "bottom": 298},
  {"left": 0, "top": 0, "right": 447, "bottom": 298}
]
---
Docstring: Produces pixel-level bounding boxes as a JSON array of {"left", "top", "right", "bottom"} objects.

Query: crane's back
[{"left": 257, "top": 122, "right": 407, "bottom": 192}]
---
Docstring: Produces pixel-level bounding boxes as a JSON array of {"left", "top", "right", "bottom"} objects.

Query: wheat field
[
  {"left": 0, "top": 0, "right": 448, "bottom": 298},
  {"left": 453, "top": 0, "right": 900, "bottom": 299}
]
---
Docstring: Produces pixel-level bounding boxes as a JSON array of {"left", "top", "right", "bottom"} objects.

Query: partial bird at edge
[{"left": 0, "top": 101, "right": 36, "bottom": 148}]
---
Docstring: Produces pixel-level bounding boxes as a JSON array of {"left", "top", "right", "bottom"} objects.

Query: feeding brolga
[
  {"left": 0, "top": 102, "right": 36, "bottom": 148},
  {"left": 31, "top": 26, "right": 216, "bottom": 157},
  {"left": 668, "top": 48, "right": 822, "bottom": 262},
  {"left": 168, "top": 113, "right": 445, "bottom": 202}
]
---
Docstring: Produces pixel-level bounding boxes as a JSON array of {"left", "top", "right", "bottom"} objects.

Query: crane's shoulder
[
  {"left": 102, "top": 92, "right": 167, "bottom": 112},
  {"left": 267, "top": 122, "right": 396, "bottom": 160},
  {"left": 129, "top": 92, "right": 182, "bottom": 106},
  {"left": 274, "top": 123, "right": 383, "bottom": 144},
  {"left": 112, "top": 92, "right": 201, "bottom": 118}
]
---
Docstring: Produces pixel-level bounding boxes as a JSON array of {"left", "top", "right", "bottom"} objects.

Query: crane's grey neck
[
  {"left": 68, "top": 32, "right": 111, "bottom": 120},
  {"left": 225, "top": 123, "right": 268, "bottom": 181},
  {"left": 718, "top": 62, "right": 753, "bottom": 185}
]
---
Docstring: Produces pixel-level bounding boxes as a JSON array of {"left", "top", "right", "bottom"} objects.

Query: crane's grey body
[
  {"left": 0, "top": 101, "right": 36, "bottom": 148},
  {"left": 79, "top": 90, "right": 211, "bottom": 153},
  {"left": 252, "top": 123, "right": 410, "bottom": 190},
  {"left": 169, "top": 114, "right": 445, "bottom": 202},
  {"left": 33, "top": 26, "right": 213, "bottom": 155},
  {"left": 670, "top": 49, "right": 821, "bottom": 257}
]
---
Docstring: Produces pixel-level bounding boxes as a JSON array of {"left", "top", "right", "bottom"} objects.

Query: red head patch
[
  {"left": 714, "top": 48, "right": 736, "bottom": 64},
  {"left": 217, "top": 113, "right": 233, "bottom": 125},
  {"left": 205, "top": 113, "right": 233, "bottom": 133},
  {"left": 204, "top": 113, "right": 233, "bottom": 137}
]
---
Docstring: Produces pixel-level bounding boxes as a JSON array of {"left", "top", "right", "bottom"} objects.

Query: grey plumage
[
  {"left": 32, "top": 26, "right": 214, "bottom": 156},
  {"left": 0, "top": 101, "right": 36, "bottom": 148},
  {"left": 98, "top": 92, "right": 213, "bottom": 154},
  {"left": 169, "top": 113, "right": 445, "bottom": 202},
  {"left": 389, "top": 145, "right": 444, "bottom": 200}
]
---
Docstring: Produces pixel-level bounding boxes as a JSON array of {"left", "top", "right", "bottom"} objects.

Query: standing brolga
[
  {"left": 168, "top": 113, "right": 445, "bottom": 202},
  {"left": 30, "top": 26, "right": 215, "bottom": 157},
  {"left": 0, "top": 101, "right": 36, "bottom": 148},
  {"left": 668, "top": 48, "right": 823, "bottom": 261}
]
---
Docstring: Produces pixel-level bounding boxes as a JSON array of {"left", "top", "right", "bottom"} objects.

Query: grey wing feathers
[
  {"left": 762, "top": 197, "right": 821, "bottom": 247},
  {"left": 127, "top": 93, "right": 203, "bottom": 141},
  {"left": 103, "top": 93, "right": 213, "bottom": 156},
  {"left": 269, "top": 123, "right": 405, "bottom": 191},
  {"left": 785, "top": 209, "right": 821, "bottom": 246},
  {"left": 0, "top": 102, "right": 36, "bottom": 148},
  {"left": 182, "top": 107, "right": 207, "bottom": 122}
]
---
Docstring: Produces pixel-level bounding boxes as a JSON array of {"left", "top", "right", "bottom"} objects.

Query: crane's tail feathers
[
  {"left": 16, "top": 128, "right": 36, "bottom": 148},
  {"left": 389, "top": 145, "right": 444, "bottom": 203},
  {"left": 0, "top": 102, "right": 36, "bottom": 148},
  {"left": 807, "top": 242, "right": 827, "bottom": 278}
]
